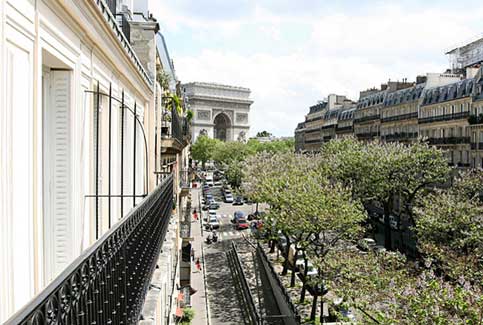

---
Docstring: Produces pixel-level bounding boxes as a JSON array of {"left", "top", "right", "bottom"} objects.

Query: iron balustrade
[
  {"left": 418, "top": 111, "right": 470, "bottom": 124},
  {"left": 354, "top": 114, "right": 380, "bottom": 124},
  {"left": 256, "top": 243, "right": 301, "bottom": 324},
  {"left": 384, "top": 132, "right": 418, "bottom": 141},
  {"left": 427, "top": 136, "right": 471, "bottom": 145},
  {"left": 336, "top": 125, "right": 353, "bottom": 132},
  {"left": 304, "top": 139, "right": 323, "bottom": 144},
  {"left": 323, "top": 135, "right": 333, "bottom": 141},
  {"left": 356, "top": 131, "right": 380, "bottom": 139},
  {"left": 470, "top": 143, "right": 483, "bottom": 150},
  {"left": 321, "top": 124, "right": 336, "bottom": 130},
  {"left": 5, "top": 176, "right": 174, "bottom": 325},
  {"left": 381, "top": 112, "right": 418, "bottom": 123}
]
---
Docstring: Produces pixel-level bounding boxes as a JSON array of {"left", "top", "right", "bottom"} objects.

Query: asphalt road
[{"left": 195, "top": 186, "right": 259, "bottom": 325}]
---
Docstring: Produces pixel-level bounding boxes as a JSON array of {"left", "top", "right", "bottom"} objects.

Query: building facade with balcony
[
  {"left": 380, "top": 84, "right": 424, "bottom": 143},
  {"left": 0, "top": 0, "right": 190, "bottom": 323},
  {"left": 419, "top": 78, "right": 474, "bottom": 166},
  {"left": 182, "top": 82, "right": 253, "bottom": 142}
]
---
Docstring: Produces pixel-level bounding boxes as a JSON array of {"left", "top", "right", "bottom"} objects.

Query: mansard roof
[
  {"left": 308, "top": 102, "right": 328, "bottom": 114},
  {"left": 338, "top": 107, "right": 356, "bottom": 120},
  {"left": 384, "top": 83, "right": 425, "bottom": 107},
  {"left": 422, "top": 78, "right": 474, "bottom": 106},
  {"left": 324, "top": 108, "right": 344, "bottom": 120},
  {"left": 357, "top": 91, "right": 387, "bottom": 109}
]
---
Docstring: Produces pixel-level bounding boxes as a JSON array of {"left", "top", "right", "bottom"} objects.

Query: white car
[
  {"left": 207, "top": 216, "right": 220, "bottom": 229},
  {"left": 224, "top": 193, "right": 234, "bottom": 203},
  {"left": 204, "top": 210, "right": 216, "bottom": 222}
]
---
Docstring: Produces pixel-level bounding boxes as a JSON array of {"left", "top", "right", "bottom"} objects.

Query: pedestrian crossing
[{"left": 212, "top": 229, "right": 252, "bottom": 241}]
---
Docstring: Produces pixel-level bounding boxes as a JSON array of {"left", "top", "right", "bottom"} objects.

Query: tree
[
  {"left": 190, "top": 135, "right": 220, "bottom": 168},
  {"left": 256, "top": 130, "right": 272, "bottom": 137},
  {"left": 243, "top": 151, "right": 367, "bottom": 321},
  {"left": 321, "top": 139, "right": 451, "bottom": 249},
  {"left": 414, "top": 191, "right": 483, "bottom": 286}
]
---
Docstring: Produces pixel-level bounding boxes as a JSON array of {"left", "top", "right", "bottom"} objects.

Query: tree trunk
[
  {"left": 320, "top": 297, "right": 324, "bottom": 324},
  {"left": 269, "top": 240, "right": 275, "bottom": 253},
  {"left": 299, "top": 258, "right": 309, "bottom": 303},
  {"left": 310, "top": 294, "right": 318, "bottom": 321},
  {"left": 256, "top": 202, "right": 259, "bottom": 213},
  {"left": 384, "top": 202, "right": 392, "bottom": 250},
  {"left": 281, "top": 236, "right": 291, "bottom": 276},
  {"left": 290, "top": 266, "right": 296, "bottom": 287}
]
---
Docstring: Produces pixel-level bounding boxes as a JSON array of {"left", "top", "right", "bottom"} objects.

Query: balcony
[
  {"left": 354, "top": 114, "right": 380, "bottom": 124},
  {"left": 161, "top": 106, "right": 190, "bottom": 154},
  {"left": 470, "top": 143, "right": 483, "bottom": 150},
  {"left": 180, "top": 169, "right": 191, "bottom": 197},
  {"left": 381, "top": 112, "right": 418, "bottom": 123},
  {"left": 5, "top": 176, "right": 174, "bottom": 325},
  {"left": 418, "top": 111, "right": 470, "bottom": 124},
  {"left": 304, "top": 138, "right": 323, "bottom": 144},
  {"left": 356, "top": 131, "right": 380, "bottom": 139},
  {"left": 336, "top": 125, "right": 353, "bottom": 132},
  {"left": 427, "top": 136, "right": 471, "bottom": 145},
  {"left": 384, "top": 132, "right": 418, "bottom": 141},
  {"left": 468, "top": 114, "right": 483, "bottom": 125}
]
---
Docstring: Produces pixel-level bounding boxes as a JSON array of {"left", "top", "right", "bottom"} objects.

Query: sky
[{"left": 150, "top": 0, "right": 483, "bottom": 137}]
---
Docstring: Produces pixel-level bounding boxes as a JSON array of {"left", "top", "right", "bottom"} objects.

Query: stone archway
[{"left": 213, "top": 113, "right": 231, "bottom": 141}]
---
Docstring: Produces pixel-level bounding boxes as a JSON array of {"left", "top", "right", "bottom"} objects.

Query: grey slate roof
[
  {"left": 357, "top": 91, "right": 387, "bottom": 109},
  {"left": 309, "top": 102, "right": 328, "bottom": 114},
  {"left": 421, "top": 78, "right": 474, "bottom": 106},
  {"left": 384, "top": 83, "right": 425, "bottom": 107},
  {"left": 338, "top": 107, "right": 356, "bottom": 120}
]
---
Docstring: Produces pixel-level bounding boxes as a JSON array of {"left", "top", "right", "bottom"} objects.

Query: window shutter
[{"left": 44, "top": 70, "right": 73, "bottom": 281}]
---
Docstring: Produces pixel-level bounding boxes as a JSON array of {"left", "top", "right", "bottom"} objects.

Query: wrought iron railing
[
  {"left": 470, "top": 142, "right": 483, "bottom": 150},
  {"left": 418, "top": 111, "right": 470, "bottom": 124},
  {"left": 384, "top": 132, "right": 418, "bottom": 141},
  {"left": 256, "top": 243, "right": 301, "bottom": 324},
  {"left": 226, "top": 242, "right": 261, "bottom": 325},
  {"left": 427, "top": 136, "right": 470, "bottom": 145},
  {"left": 5, "top": 176, "right": 174, "bottom": 325},
  {"left": 381, "top": 112, "right": 418, "bottom": 123},
  {"left": 356, "top": 131, "right": 380, "bottom": 139},
  {"left": 336, "top": 125, "right": 353, "bottom": 132},
  {"left": 304, "top": 138, "right": 323, "bottom": 144},
  {"left": 354, "top": 114, "right": 380, "bottom": 124}
]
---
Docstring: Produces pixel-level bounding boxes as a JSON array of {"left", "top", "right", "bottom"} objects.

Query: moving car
[
  {"left": 224, "top": 193, "right": 234, "bottom": 203},
  {"left": 235, "top": 218, "right": 249, "bottom": 230},
  {"left": 232, "top": 211, "right": 246, "bottom": 223},
  {"left": 233, "top": 196, "right": 244, "bottom": 205}
]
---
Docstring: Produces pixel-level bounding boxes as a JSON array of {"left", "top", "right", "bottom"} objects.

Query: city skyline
[{"left": 153, "top": 0, "right": 483, "bottom": 136}]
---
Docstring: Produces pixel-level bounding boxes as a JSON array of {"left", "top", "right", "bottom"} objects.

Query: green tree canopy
[
  {"left": 190, "top": 135, "right": 220, "bottom": 167},
  {"left": 256, "top": 130, "right": 272, "bottom": 137}
]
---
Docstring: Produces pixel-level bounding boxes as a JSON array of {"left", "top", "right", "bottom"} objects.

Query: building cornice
[
  {"left": 190, "top": 95, "right": 253, "bottom": 105},
  {"left": 184, "top": 81, "right": 251, "bottom": 92}
]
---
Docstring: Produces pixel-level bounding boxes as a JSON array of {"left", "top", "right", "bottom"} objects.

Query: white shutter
[{"left": 44, "top": 70, "right": 72, "bottom": 282}]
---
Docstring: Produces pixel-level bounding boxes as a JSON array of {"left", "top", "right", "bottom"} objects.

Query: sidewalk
[{"left": 190, "top": 188, "right": 209, "bottom": 325}]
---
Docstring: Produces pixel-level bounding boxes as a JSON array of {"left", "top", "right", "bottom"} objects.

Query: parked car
[
  {"left": 357, "top": 238, "right": 377, "bottom": 252},
  {"left": 209, "top": 202, "right": 220, "bottom": 210},
  {"left": 207, "top": 216, "right": 220, "bottom": 229},
  {"left": 224, "top": 193, "right": 234, "bottom": 203},
  {"left": 205, "top": 210, "right": 216, "bottom": 222},
  {"left": 298, "top": 260, "right": 318, "bottom": 277},
  {"left": 233, "top": 196, "right": 244, "bottom": 205},
  {"left": 235, "top": 218, "right": 249, "bottom": 230}
]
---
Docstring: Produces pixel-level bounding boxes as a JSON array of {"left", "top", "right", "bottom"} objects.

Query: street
[{"left": 192, "top": 186, "right": 261, "bottom": 325}]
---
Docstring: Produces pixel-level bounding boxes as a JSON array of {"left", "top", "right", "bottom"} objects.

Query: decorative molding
[
  {"left": 236, "top": 113, "right": 248, "bottom": 123},
  {"left": 212, "top": 109, "right": 233, "bottom": 123},
  {"left": 196, "top": 110, "right": 210, "bottom": 121}
]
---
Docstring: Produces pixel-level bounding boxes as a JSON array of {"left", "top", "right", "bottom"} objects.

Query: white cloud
[{"left": 152, "top": 1, "right": 483, "bottom": 136}]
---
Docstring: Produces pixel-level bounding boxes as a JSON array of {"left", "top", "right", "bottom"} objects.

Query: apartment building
[
  {"left": 419, "top": 78, "right": 474, "bottom": 166},
  {"left": 1, "top": 0, "right": 190, "bottom": 323},
  {"left": 294, "top": 69, "right": 483, "bottom": 169},
  {"left": 381, "top": 84, "right": 424, "bottom": 143}
]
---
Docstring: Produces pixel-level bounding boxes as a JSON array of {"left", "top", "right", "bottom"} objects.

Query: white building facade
[
  {"left": 0, "top": 0, "right": 186, "bottom": 323},
  {"left": 182, "top": 82, "right": 253, "bottom": 142}
]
